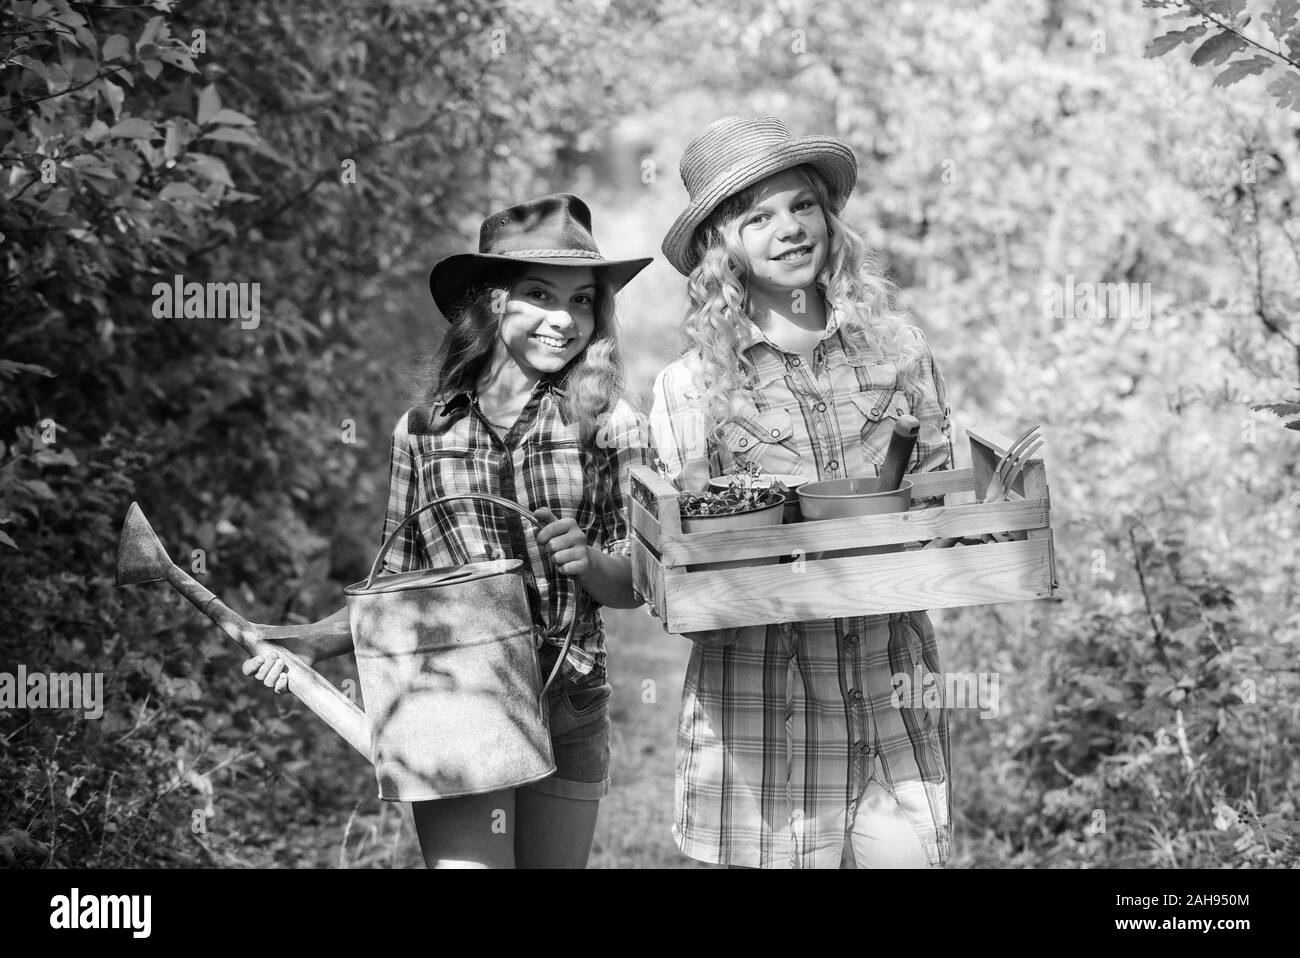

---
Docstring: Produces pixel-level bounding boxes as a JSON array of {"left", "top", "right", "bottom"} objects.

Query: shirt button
[
  {"left": 817, "top": 402, "right": 826, "bottom": 412},
  {"left": 791, "top": 357, "right": 801, "bottom": 367},
  {"left": 851, "top": 689, "right": 864, "bottom": 702},
  {"left": 895, "top": 406, "right": 905, "bottom": 416},
  {"left": 738, "top": 438, "right": 748, "bottom": 447},
  {"left": 845, "top": 633, "right": 859, "bottom": 645},
  {"left": 770, "top": 429, "right": 780, "bottom": 438},
  {"left": 828, "top": 460, "right": 839, "bottom": 470}
]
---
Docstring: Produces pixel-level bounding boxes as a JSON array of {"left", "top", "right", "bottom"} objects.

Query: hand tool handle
[{"left": 876, "top": 414, "right": 920, "bottom": 492}]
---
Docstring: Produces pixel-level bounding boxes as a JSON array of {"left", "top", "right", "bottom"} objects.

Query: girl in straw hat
[
  {"left": 244, "top": 193, "right": 653, "bottom": 868},
  {"left": 649, "top": 116, "right": 956, "bottom": 868}
]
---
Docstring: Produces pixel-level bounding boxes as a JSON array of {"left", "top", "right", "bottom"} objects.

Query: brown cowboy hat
[
  {"left": 429, "top": 193, "right": 652, "bottom": 320},
  {"left": 661, "top": 116, "right": 858, "bottom": 276}
]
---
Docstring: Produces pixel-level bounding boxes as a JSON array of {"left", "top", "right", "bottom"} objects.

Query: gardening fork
[
  {"left": 921, "top": 423, "right": 1044, "bottom": 549},
  {"left": 982, "top": 424, "right": 1044, "bottom": 505}
]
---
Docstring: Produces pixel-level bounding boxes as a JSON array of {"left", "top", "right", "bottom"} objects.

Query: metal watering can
[{"left": 116, "top": 493, "right": 574, "bottom": 799}]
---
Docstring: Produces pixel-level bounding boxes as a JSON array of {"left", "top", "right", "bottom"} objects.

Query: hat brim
[
  {"left": 661, "top": 136, "right": 858, "bottom": 276},
  {"left": 429, "top": 252, "right": 652, "bottom": 323}
]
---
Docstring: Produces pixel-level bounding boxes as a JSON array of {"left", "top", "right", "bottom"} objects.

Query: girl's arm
[
  {"left": 903, "top": 325, "right": 984, "bottom": 549},
  {"left": 577, "top": 549, "right": 638, "bottom": 609},
  {"left": 533, "top": 512, "right": 640, "bottom": 608},
  {"left": 647, "top": 362, "right": 713, "bottom": 487},
  {"left": 646, "top": 366, "right": 742, "bottom": 645},
  {"left": 905, "top": 324, "right": 956, "bottom": 479},
  {"left": 569, "top": 397, "right": 653, "bottom": 608},
  {"left": 534, "top": 397, "right": 649, "bottom": 608}
]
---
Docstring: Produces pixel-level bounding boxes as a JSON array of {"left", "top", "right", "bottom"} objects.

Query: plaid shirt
[
  {"left": 649, "top": 314, "right": 954, "bottom": 488},
  {"left": 648, "top": 312, "right": 956, "bottom": 867},
  {"left": 380, "top": 376, "right": 649, "bottom": 681}
]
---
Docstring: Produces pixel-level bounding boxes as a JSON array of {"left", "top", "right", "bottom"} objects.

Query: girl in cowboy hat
[
  {"left": 649, "top": 116, "right": 956, "bottom": 869},
  {"left": 244, "top": 193, "right": 653, "bottom": 868}
]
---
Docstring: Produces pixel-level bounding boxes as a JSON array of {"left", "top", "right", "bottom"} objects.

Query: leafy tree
[
  {"left": 1145, "top": 0, "right": 1300, "bottom": 429},
  {"left": 1, "top": 0, "right": 650, "bottom": 867}
]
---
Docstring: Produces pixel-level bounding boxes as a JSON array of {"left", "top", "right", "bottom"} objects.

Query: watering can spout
[
  {"left": 116, "top": 501, "right": 168, "bottom": 586},
  {"left": 114, "top": 502, "right": 372, "bottom": 760}
]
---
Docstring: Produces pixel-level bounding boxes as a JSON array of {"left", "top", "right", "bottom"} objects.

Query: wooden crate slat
[
  {"left": 661, "top": 497, "right": 1050, "bottom": 566},
  {"left": 661, "top": 538, "right": 1054, "bottom": 632},
  {"left": 630, "top": 537, "right": 668, "bottom": 623},
  {"left": 629, "top": 465, "right": 683, "bottom": 539},
  {"left": 629, "top": 498, "right": 661, "bottom": 553},
  {"left": 902, "top": 466, "right": 975, "bottom": 500},
  {"left": 1018, "top": 455, "right": 1058, "bottom": 593}
]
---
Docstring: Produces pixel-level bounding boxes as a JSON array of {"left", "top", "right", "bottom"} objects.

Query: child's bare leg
[
  {"left": 411, "top": 790, "right": 516, "bottom": 869},
  {"left": 513, "top": 789, "right": 599, "bottom": 868},
  {"left": 846, "top": 780, "right": 934, "bottom": 869}
]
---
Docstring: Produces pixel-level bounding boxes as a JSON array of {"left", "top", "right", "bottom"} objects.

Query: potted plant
[
  {"left": 679, "top": 480, "right": 787, "bottom": 531},
  {"left": 676, "top": 461, "right": 788, "bottom": 570}
]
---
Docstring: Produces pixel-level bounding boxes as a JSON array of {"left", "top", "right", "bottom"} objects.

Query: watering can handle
[{"left": 363, "top": 492, "right": 577, "bottom": 698}]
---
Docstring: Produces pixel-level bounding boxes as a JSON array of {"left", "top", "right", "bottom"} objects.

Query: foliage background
[{"left": 2, "top": 0, "right": 1297, "bottom": 868}]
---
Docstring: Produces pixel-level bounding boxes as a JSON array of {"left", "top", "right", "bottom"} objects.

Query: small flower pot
[
  {"left": 680, "top": 497, "right": 786, "bottom": 571},
  {"left": 797, "top": 477, "right": 913, "bottom": 560}
]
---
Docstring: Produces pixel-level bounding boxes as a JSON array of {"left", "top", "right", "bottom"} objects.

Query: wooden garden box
[{"left": 629, "top": 425, "right": 1059, "bottom": 633}]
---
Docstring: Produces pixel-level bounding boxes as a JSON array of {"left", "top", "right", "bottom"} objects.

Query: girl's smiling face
[
  {"left": 497, "top": 265, "right": 598, "bottom": 378},
  {"left": 736, "top": 168, "right": 829, "bottom": 297}
]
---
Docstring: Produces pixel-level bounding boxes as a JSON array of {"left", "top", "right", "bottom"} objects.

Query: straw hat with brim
[
  {"left": 661, "top": 116, "right": 859, "bottom": 276},
  {"left": 429, "top": 193, "right": 652, "bottom": 321}
]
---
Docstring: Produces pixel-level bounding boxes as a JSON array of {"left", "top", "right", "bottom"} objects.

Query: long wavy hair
[
  {"left": 681, "top": 164, "right": 926, "bottom": 443},
  {"left": 416, "top": 267, "right": 630, "bottom": 495}
]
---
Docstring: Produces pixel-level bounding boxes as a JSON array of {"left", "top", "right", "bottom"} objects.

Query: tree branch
[
  {"left": 187, "top": 110, "right": 452, "bottom": 259},
  {"left": 1280, "top": 217, "right": 1300, "bottom": 275},
  {"left": 0, "top": 64, "right": 122, "bottom": 116},
  {"left": 1128, "top": 524, "right": 1173, "bottom": 670},
  {"left": 1245, "top": 172, "right": 1300, "bottom": 381},
  {"left": 1182, "top": 0, "right": 1300, "bottom": 73}
]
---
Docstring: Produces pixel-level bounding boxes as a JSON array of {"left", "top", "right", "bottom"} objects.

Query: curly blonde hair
[{"left": 681, "top": 164, "right": 926, "bottom": 442}]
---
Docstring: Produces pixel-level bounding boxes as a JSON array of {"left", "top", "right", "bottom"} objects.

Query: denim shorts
[{"left": 523, "top": 667, "right": 612, "bottom": 801}]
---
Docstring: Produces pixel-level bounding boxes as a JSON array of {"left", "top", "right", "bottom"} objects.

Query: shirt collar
[
  {"left": 738, "top": 303, "right": 843, "bottom": 357},
  {"left": 434, "top": 373, "right": 567, "bottom": 415}
]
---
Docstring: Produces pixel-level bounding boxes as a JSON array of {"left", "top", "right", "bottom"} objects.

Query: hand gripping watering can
[{"left": 116, "top": 493, "right": 575, "bottom": 800}]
